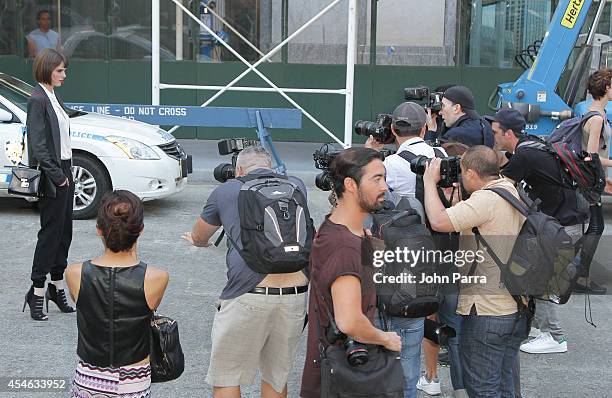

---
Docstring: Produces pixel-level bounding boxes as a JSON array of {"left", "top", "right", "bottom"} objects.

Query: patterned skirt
[{"left": 70, "top": 360, "right": 151, "bottom": 398}]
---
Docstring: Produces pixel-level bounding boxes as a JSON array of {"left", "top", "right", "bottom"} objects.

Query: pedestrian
[
  {"left": 65, "top": 190, "right": 169, "bottom": 397},
  {"left": 23, "top": 48, "right": 74, "bottom": 321},
  {"left": 27, "top": 10, "right": 62, "bottom": 58}
]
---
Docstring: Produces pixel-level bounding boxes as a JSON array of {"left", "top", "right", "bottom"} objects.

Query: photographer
[
  {"left": 301, "top": 148, "right": 402, "bottom": 398},
  {"left": 427, "top": 86, "right": 494, "bottom": 148},
  {"left": 366, "top": 102, "right": 448, "bottom": 198},
  {"left": 423, "top": 146, "right": 527, "bottom": 398},
  {"left": 489, "top": 108, "right": 589, "bottom": 354},
  {"left": 365, "top": 102, "right": 445, "bottom": 397},
  {"left": 183, "top": 146, "right": 309, "bottom": 398}
]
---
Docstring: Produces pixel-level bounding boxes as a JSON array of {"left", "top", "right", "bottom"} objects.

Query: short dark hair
[
  {"left": 331, "top": 147, "right": 383, "bottom": 198},
  {"left": 461, "top": 145, "right": 499, "bottom": 179},
  {"left": 393, "top": 120, "right": 422, "bottom": 137},
  {"left": 32, "top": 48, "right": 68, "bottom": 85},
  {"left": 37, "top": 9, "right": 50, "bottom": 20},
  {"left": 587, "top": 69, "right": 612, "bottom": 100},
  {"left": 97, "top": 190, "right": 144, "bottom": 253}
]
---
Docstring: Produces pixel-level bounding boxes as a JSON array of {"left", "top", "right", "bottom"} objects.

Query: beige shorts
[{"left": 205, "top": 291, "right": 307, "bottom": 393}]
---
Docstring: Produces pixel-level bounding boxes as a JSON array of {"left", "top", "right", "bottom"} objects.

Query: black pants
[
  {"left": 577, "top": 203, "right": 605, "bottom": 278},
  {"left": 31, "top": 160, "right": 74, "bottom": 288}
]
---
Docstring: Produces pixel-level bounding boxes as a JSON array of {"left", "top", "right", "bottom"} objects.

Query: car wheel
[{"left": 71, "top": 154, "right": 111, "bottom": 219}]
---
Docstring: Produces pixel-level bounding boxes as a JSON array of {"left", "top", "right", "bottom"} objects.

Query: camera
[
  {"left": 354, "top": 113, "right": 394, "bottom": 144},
  {"left": 409, "top": 155, "right": 461, "bottom": 188},
  {"left": 213, "top": 138, "right": 259, "bottom": 183},
  {"left": 326, "top": 319, "right": 369, "bottom": 366},
  {"left": 313, "top": 144, "right": 341, "bottom": 191},
  {"left": 404, "top": 86, "right": 444, "bottom": 113},
  {"left": 424, "top": 319, "right": 456, "bottom": 347}
]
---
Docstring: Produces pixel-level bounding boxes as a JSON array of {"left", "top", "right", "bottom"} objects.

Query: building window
[
  {"left": 464, "top": 0, "right": 552, "bottom": 68},
  {"left": 373, "top": 0, "right": 457, "bottom": 66}
]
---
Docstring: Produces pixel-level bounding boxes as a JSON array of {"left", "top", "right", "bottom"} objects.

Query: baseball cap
[
  {"left": 442, "top": 85, "right": 479, "bottom": 119},
  {"left": 392, "top": 102, "right": 427, "bottom": 129},
  {"left": 484, "top": 108, "right": 526, "bottom": 134}
]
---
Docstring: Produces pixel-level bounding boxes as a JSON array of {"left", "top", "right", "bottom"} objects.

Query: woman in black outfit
[{"left": 23, "top": 48, "right": 75, "bottom": 320}]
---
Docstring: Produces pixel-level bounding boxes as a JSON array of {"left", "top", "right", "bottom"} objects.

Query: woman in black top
[
  {"left": 65, "top": 190, "right": 169, "bottom": 397},
  {"left": 23, "top": 48, "right": 74, "bottom": 320}
]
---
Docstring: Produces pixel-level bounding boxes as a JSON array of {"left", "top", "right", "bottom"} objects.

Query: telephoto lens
[{"left": 344, "top": 340, "right": 369, "bottom": 366}]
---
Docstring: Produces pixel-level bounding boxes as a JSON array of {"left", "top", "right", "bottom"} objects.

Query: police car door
[{"left": 0, "top": 100, "right": 26, "bottom": 191}]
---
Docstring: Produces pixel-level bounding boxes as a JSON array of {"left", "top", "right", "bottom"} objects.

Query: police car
[{"left": 0, "top": 72, "right": 191, "bottom": 219}]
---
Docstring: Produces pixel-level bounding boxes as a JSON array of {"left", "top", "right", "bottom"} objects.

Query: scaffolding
[{"left": 152, "top": 0, "right": 357, "bottom": 148}]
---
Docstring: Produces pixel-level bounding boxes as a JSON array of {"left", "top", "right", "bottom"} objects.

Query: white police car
[{"left": 0, "top": 72, "right": 191, "bottom": 219}]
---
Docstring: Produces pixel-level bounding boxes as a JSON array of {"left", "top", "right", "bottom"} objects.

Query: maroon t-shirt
[{"left": 300, "top": 216, "right": 377, "bottom": 398}]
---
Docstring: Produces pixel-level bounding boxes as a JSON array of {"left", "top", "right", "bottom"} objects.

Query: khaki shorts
[{"left": 205, "top": 291, "right": 307, "bottom": 393}]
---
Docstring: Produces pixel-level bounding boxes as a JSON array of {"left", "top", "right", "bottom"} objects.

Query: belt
[{"left": 248, "top": 285, "right": 309, "bottom": 295}]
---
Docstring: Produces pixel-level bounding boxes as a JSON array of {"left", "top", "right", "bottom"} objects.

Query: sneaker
[
  {"left": 529, "top": 327, "right": 541, "bottom": 338},
  {"left": 573, "top": 280, "right": 607, "bottom": 295},
  {"left": 520, "top": 332, "right": 567, "bottom": 354},
  {"left": 417, "top": 374, "right": 442, "bottom": 396}
]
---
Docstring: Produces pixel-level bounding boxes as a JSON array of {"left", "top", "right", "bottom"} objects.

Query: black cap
[
  {"left": 484, "top": 108, "right": 526, "bottom": 134},
  {"left": 443, "top": 85, "right": 479, "bottom": 119}
]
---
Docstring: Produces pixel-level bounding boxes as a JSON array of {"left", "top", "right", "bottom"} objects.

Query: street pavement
[{"left": 2, "top": 147, "right": 612, "bottom": 397}]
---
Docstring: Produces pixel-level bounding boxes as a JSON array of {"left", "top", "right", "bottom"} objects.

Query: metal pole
[
  {"left": 587, "top": 0, "right": 608, "bottom": 46},
  {"left": 169, "top": 0, "right": 345, "bottom": 146},
  {"left": 176, "top": 0, "right": 183, "bottom": 60},
  {"left": 344, "top": 0, "right": 357, "bottom": 148},
  {"left": 369, "top": 0, "right": 377, "bottom": 65},
  {"left": 152, "top": 0, "right": 160, "bottom": 105},
  {"left": 159, "top": 83, "right": 348, "bottom": 94},
  {"left": 282, "top": 0, "right": 289, "bottom": 62}
]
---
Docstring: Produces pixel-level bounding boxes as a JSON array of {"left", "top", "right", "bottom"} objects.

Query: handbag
[
  {"left": 8, "top": 128, "right": 42, "bottom": 198},
  {"left": 311, "top": 280, "right": 405, "bottom": 398},
  {"left": 150, "top": 313, "right": 185, "bottom": 383},
  {"left": 8, "top": 165, "right": 42, "bottom": 198}
]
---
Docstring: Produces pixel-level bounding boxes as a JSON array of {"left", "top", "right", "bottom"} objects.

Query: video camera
[
  {"left": 404, "top": 86, "right": 444, "bottom": 113},
  {"left": 354, "top": 114, "right": 394, "bottom": 144},
  {"left": 313, "top": 144, "right": 393, "bottom": 191},
  {"left": 313, "top": 144, "right": 340, "bottom": 191},
  {"left": 213, "top": 138, "right": 260, "bottom": 183},
  {"left": 409, "top": 155, "right": 461, "bottom": 188}
]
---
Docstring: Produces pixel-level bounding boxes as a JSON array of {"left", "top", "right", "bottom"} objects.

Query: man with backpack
[
  {"left": 488, "top": 108, "right": 590, "bottom": 354},
  {"left": 366, "top": 102, "right": 447, "bottom": 397},
  {"left": 301, "top": 148, "right": 402, "bottom": 398},
  {"left": 183, "top": 146, "right": 313, "bottom": 398},
  {"left": 423, "top": 145, "right": 528, "bottom": 398}
]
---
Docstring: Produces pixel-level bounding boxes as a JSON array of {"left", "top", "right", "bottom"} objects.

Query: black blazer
[{"left": 26, "top": 84, "right": 70, "bottom": 198}]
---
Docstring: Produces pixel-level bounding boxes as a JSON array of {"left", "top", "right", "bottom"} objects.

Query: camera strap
[{"left": 310, "top": 276, "right": 336, "bottom": 352}]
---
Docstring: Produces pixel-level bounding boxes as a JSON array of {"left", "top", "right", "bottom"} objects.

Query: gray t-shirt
[{"left": 201, "top": 168, "right": 308, "bottom": 299}]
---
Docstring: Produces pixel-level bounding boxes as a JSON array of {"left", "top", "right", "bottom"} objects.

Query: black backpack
[
  {"left": 517, "top": 138, "right": 605, "bottom": 205},
  {"left": 472, "top": 187, "right": 577, "bottom": 305},
  {"left": 546, "top": 111, "right": 602, "bottom": 153},
  {"left": 371, "top": 207, "right": 440, "bottom": 318},
  {"left": 228, "top": 173, "right": 315, "bottom": 274}
]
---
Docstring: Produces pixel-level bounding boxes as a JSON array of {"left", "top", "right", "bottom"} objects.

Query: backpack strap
[
  {"left": 237, "top": 172, "right": 288, "bottom": 184},
  {"left": 486, "top": 187, "right": 530, "bottom": 217}
]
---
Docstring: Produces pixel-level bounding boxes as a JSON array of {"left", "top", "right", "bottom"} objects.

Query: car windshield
[{"left": 0, "top": 73, "right": 33, "bottom": 112}]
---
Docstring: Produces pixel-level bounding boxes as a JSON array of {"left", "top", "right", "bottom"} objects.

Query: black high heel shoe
[
  {"left": 22, "top": 286, "right": 48, "bottom": 321},
  {"left": 45, "top": 284, "right": 75, "bottom": 313}
]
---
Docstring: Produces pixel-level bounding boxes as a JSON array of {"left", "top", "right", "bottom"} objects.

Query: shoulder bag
[
  {"left": 311, "top": 279, "right": 405, "bottom": 398},
  {"left": 8, "top": 127, "right": 42, "bottom": 198},
  {"left": 150, "top": 313, "right": 185, "bottom": 383}
]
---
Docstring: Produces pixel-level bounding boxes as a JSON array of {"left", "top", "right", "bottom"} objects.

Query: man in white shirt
[
  {"left": 367, "top": 102, "right": 447, "bottom": 198},
  {"left": 27, "top": 10, "right": 62, "bottom": 58}
]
